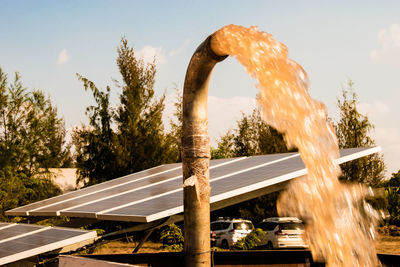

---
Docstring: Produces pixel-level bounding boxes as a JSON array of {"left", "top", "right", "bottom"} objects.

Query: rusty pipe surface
[{"left": 182, "top": 35, "right": 227, "bottom": 267}]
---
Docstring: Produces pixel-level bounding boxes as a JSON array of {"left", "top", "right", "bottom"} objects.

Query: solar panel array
[
  {"left": 0, "top": 222, "right": 96, "bottom": 265},
  {"left": 6, "top": 147, "right": 380, "bottom": 223}
]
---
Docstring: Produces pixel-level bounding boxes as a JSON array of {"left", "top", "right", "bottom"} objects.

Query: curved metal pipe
[{"left": 182, "top": 35, "right": 227, "bottom": 267}]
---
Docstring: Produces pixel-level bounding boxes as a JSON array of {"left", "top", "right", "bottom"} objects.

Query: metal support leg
[{"left": 132, "top": 228, "right": 155, "bottom": 253}]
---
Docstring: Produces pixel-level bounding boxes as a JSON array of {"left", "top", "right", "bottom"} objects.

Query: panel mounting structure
[{"left": 6, "top": 147, "right": 380, "bottom": 223}]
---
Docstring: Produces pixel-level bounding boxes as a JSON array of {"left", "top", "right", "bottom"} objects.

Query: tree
[
  {"left": 211, "top": 108, "right": 293, "bottom": 223},
  {"left": 73, "top": 75, "right": 117, "bottom": 185},
  {"left": 0, "top": 70, "right": 70, "bottom": 175},
  {"left": 211, "top": 131, "right": 235, "bottom": 159},
  {"left": 166, "top": 87, "right": 183, "bottom": 163},
  {"left": 114, "top": 37, "right": 175, "bottom": 175},
  {"left": 74, "top": 38, "right": 178, "bottom": 185},
  {"left": 384, "top": 170, "right": 400, "bottom": 226},
  {"left": 385, "top": 170, "right": 400, "bottom": 188},
  {"left": 0, "top": 68, "right": 67, "bottom": 219},
  {"left": 212, "top": 109, "right": 291, "bottom": 160},
  {"left": 334, "top": 80, "right": 386, "bottom": 187}
]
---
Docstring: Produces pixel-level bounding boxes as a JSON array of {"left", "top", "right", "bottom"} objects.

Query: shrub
[
  {"left": 160, "top": 224, "right": 184, "bottom": 251},
  {"left": 231, "top": 228, "right": 265, "bottom": 250}
]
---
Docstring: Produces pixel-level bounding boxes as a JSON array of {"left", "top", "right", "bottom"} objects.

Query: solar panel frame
[
  {"left": 0, "top": 224, "right": 45, "bottom": 241},
  {"left": 96, "top": 154, "right": 303, "bottom": 222},
  {"left": 6, "top": 163, "right": 181, "bottom": 216},
  {"left": 5, "top": 147, "right": 381, "bottom": 224},
  {"left": 26, "top": 157, "right": 246, "bottom": 218},
  {"left": 59, "top": 155, "right": 290, "bottom": 218},
  {"left": 97, "top": 147, "right": 380, "bottom": 222},
  {"left": 0, "top": 223, "right": 96, "bottom": 265}
]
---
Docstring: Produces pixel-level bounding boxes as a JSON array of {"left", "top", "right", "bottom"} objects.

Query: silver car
[
  {"left": 257, "top": 217, "right": 308, "bottom": 249},
  {"left": 210, "top": 218, "right": 254, "bottom": 249}
]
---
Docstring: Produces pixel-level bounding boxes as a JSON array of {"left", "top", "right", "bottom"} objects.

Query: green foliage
[
  {"left": 212, "top": 109, "right": 293, "bottom": 159},
  {"left": 73, "top": 75, "right": 117, "bottom": 186},
  {"left": 35, "top": 216, "right": 70, "bottom": 226},
  {"left": 231, "top": 228, "right": 265, "bottom": 250},
  {"left": 114, "top": 37, "right": 173, "bottom": 175},
  {"left": 385, "top": 170, "right": 400, "bottom": 187},
  {"left": 166, "top": 86, "right": 183, "bottom": 162},
  {"left": 0, "top": 160, "right": 61, "bottom": 222},
  {"left": 334, "top": 80, "right": 386, "bottom": 187},
  {"left": 211, "top": 132, "right": 235, "bottom": 159},
  {"left": 212, "top": 109, "right": 291, "bottom": 223},
  {"left": 74, "top": 38, "right": 178, "bottom": 185},
  {"left": 384, "top": 170, "right": 400, "bottom": 226},
  {"left": 0, "top": 69, "right": 71, "bottom": 174},
  {"left": 160, "top": 224, "right": 184, "bottom": 251},
  {"left": 0, "top": 68, "right": 67, "bottom": 219}
]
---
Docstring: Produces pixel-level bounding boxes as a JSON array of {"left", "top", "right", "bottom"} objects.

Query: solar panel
[
  {"left": 0, "top": 223, "right": 96, "bottom": 265},
  {"left": 5, "top": 147, "right": 380, "bottom": 223}
]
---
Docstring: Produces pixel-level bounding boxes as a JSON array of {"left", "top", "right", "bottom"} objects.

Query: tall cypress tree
[
  {"left": 335, "top": 80, "right": 386, "bottom": 187},
  {"left": 73, "top": 75, "right": 116, "bottom": 185},
  {"left": 74, "top": 38, "right": 177, "bottom": 185},
  {"left": 114, "top": 38, "right": 173, "bottom": 175}
]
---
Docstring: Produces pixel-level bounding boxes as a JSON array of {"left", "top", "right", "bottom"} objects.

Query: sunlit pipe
[{"left": 182, "top": 35, "right": 227, "bottom": 267}]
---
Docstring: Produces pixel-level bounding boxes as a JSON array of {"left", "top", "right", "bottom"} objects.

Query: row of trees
[
  {"left": 0, "top": 37, "right": 397, "bottom": 226},
  {"left": 211, "top": 81, "right": 388, "bottom": 223}
]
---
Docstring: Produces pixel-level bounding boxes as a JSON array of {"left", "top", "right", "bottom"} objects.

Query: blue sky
[{"left": 0, "top": 1, "right": 399, "bottom": 176}]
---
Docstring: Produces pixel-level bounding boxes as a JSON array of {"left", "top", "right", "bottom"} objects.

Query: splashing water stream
[{"left": 211, "top": 25, "right": 381, "bottom": 266}]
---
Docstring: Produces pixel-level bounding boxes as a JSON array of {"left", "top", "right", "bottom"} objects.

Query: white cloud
[
  {"left": 370, "top": 24, "right": 400, "bottom": 63},
  {"left": 137, "top": 46, "right": 167, "bottom": 65},
  {"left": 169, "top": 39, "right": 191, "bottom": 56},
  {"left": 357, "top": 100, "right": 390, "bottom": 118},
  {"left": 57, "top": 49, "right": 69, "bottom": 65}
]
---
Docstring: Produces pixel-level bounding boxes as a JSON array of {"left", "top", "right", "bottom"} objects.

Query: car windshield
[
  {"left": 233, "top": 222, "right": 253, "bottom": 230},
  {"left": 279, "top": 222, "right": 304, "bottom": 230}
]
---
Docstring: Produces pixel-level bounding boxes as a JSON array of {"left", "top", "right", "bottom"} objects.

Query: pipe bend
[
  {"left": 182, "top": 35, "right": 228, "bottom": 160},
  {"left": 182, "top": 32, "right": 228, "bottom": 267}
]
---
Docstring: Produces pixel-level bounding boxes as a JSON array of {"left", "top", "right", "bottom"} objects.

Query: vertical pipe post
[{"left": 182, "top": 35, "right": 227, "bottom": 267}]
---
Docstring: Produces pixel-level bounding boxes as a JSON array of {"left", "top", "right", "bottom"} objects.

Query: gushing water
[{"left": 211, "top": 25, "right": 381, "bottom": 266}]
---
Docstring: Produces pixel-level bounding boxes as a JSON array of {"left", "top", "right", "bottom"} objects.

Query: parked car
[
  {"left": 257, "top": 217, "right": 308, "bottom": 249},
  {"left": 210, "top": 217, "right": 254, "bottom": 249}
]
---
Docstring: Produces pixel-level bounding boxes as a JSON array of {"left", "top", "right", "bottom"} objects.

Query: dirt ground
[{"left": 88, "top": 233, "right": 400, "bottom": 255}]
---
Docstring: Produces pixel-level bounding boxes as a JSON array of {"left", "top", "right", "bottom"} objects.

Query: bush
[
  {"left": 0, "top": 168, "right": 61, "bottom": 221},
  {"left": 386, "top": 186, "right": 400, "bottom": 226},
  {"left": 160, "top": 224, "right": 184, "bottom": 251},
  {"left": 231, "top": 228, "right": 265, "bottom": 250}
]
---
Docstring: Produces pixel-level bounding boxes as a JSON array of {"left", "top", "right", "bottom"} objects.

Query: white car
[
  {"left": 257, "top": 217, "right": 308, "bottom": 249},
  {"left": 210, "top": 218, "right": 254, "bottom": 249}
]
